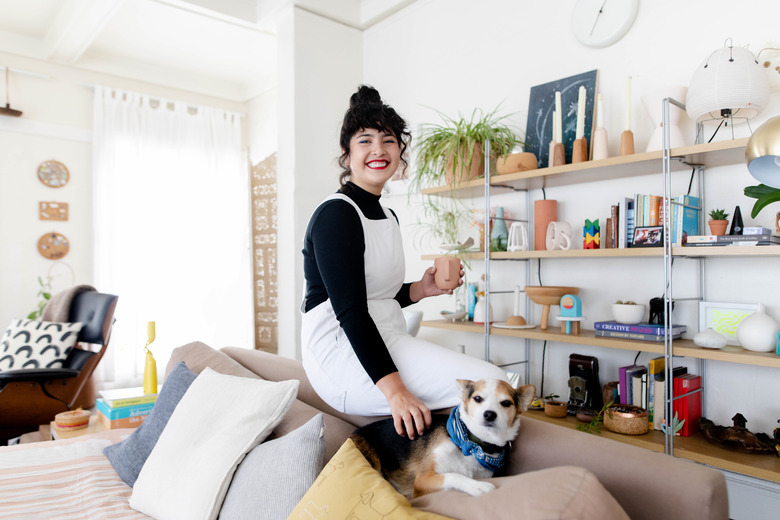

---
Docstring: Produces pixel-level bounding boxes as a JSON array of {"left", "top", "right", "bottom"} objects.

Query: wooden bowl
[
  {"left": 603, "top": 404, "right": 649, "bottom": 435},
  {"left": 544, "top": 400, "right": 568, "bottom": 418},
  {"left": 496, "top": 152, "right": 538, "bottom": 174},
  {"left": 524, "top": 286, "right": 580, "bottom": 329}
]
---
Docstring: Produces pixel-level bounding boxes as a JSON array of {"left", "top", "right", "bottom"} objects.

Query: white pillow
[
  {"left": 128, "top": 367, "right": 299, "bottom": 520},
  {"left": 0, "top": 319, "right": 83, "bottom": 371}
]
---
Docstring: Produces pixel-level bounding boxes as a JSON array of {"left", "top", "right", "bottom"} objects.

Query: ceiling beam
[{"left": 43, "top": 0, "right": 127, "bottom": 64}]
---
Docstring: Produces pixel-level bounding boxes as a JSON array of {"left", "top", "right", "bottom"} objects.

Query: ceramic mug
[
  {"left": 507, "top": 222, "right": 528, "bottom": 251},
  {"left": 434, "top": 256, "right": 461, "bottom": 290},
  {"left": 546, "top": 221, "right": 572, "bottom": 250}
]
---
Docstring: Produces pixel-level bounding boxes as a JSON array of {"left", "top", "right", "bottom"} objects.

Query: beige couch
[{"left": 167, "top": 341, "right": 728, "bottom": 520}]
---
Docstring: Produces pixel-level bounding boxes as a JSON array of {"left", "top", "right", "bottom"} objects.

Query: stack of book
[
  {"left": 594, "top": 321, "right": 686, "bottom": 342},
  {"left": 617, "top": 360, "right": 700, "bottom": 436},
  {"left": 97, "top": 386, "right": 158, "bottom": 429},
  {"left": 684, "top": 228, "right": 780, "bottom": 247}
]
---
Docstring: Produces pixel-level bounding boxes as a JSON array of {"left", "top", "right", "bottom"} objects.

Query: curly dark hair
[{"left": 338, "top": 85, "right": 411, "bottom": 188}]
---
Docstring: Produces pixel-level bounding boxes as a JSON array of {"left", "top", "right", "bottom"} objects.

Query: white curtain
[{"left": 92, "top": 86, "right": 252, "bottom": 387}]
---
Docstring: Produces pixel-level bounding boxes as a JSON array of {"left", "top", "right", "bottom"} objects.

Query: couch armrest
[{"left": 507, "top": 416, "right": 728, "bottom": 520}]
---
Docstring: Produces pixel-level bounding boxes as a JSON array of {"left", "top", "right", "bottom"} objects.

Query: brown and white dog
[{"left": 350, "top": 379, "right": 535, "bottom": 499}]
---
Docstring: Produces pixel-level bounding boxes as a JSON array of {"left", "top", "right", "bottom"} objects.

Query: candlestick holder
[
  {"left": 551, "top": 142, "right": 566, "bottom": 166},
  {"left": 620, "top": 130, "right": 635, "bottom": 156},
  {"left": 572, "top": 138, "right": 588, "bottom": 163},
  {"left": 592, "top": 127, "right": 608, "bottom": 160}
]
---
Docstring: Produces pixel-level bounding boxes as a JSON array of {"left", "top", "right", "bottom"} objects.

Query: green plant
[
  {"left": 409, "top": 105, "right": 522, "bottom": 251},
  {"left": 576, "top": 401, "right": 613, "bottom": 434},
  {"left": 708, "top": 208, "right": 729, "bottom": 221},
  {"left": 744, "top": 184, "right": 780, "bottom": 218},
  {"left": 27, "top": 276, "right": 53, "bottom": 320}
]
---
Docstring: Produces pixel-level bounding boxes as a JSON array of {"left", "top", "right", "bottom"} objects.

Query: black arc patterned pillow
[{"left": 0, "top": 319, "right": 84, "bottom": 371}]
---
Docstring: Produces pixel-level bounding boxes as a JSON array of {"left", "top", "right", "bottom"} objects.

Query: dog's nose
[{"left": 483, "top": 410, "right": 497, "bottom": 422}]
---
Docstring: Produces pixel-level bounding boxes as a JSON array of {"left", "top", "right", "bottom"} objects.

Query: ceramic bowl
[{"left": 611, "top": 303, "right": 646, "bottom": 324}]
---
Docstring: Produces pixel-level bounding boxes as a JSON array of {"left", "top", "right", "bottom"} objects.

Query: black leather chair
[{"left": 0, "top": 291, "right": 118, "bottom": 440}]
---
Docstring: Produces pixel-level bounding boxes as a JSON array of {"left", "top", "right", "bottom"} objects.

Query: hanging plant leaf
[{"left": 744, "top": 184, "right": 780, "bottom": 218}]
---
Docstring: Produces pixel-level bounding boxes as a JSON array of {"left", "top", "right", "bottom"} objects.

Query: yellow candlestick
[{"left": 143, "top": 321, "right": 157, "bottom": 395}]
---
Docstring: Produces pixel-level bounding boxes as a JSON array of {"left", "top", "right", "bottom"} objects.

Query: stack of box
[{"left": 97, "top": 386, "right": 158, "bottom": 429}]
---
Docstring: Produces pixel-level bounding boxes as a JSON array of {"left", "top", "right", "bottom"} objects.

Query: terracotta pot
[
  {"left": 534, "top": 200, "right": 558, "bottom": 251},
  {"left": 544, "top": 400, "right": 568, "bottom": 418},
  {"left": 708, "top": 219, "right": 728, "bottom": 236},
  {"left": 445, "top": 143, "right": 483, "bottom": 185},
  {"left": 433, "top": 256, "right": 461, "bottom": 291}
]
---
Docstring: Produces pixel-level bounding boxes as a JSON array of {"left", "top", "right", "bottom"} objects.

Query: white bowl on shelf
[{"left": 611, "top": 303, "right": 646, "bottom": 324}]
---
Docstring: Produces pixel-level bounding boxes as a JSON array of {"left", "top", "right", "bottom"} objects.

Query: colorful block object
[
  {"left": 559, "top": 294, "right": 583, "bottom": 334},
  {"left": 584, "top": 219, "right": 600, "bottom": 249}
]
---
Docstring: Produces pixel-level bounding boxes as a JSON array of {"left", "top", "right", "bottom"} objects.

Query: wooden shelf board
[
  {"left": 420, "top": 321, "right": 780, "bottom": 368},
  {"left": 420, "top": 139, "right": 749, "bottom": 197},
  {"left": 523, "top": 409, "right": 780, "bottom": 483}
]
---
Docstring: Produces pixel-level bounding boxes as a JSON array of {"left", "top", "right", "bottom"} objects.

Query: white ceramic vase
[
  {"left": 473, "top": 297, "right": 493, "bottom": 325},
  {"left": 642, "top": 86, "right": 689, "bottom": 152},
  {"left": 736, "top": 309, "right": 779, "bottom": 352}
]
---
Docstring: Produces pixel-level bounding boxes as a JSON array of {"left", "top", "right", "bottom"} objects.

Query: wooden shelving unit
[
  {"left": 523, "top": 411, "right": 780, "bottom": 484},
  {"left": 418, "top": 137, "right": 780, "bottom": 483}
]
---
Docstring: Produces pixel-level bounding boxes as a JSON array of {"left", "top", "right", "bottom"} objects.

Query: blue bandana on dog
[{"left": 446, "top": 405, "right": 508, "bottom": 472}]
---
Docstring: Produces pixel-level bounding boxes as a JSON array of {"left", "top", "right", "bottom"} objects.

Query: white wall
[
  {"left": 362, "top": 1, "right": 780, "bottom": 517},
  {"left": 275, "top": 6, "right": 363, "bottom": 359}
]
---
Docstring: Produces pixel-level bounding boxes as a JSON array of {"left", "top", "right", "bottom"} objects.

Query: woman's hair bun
[{"left": 349, "top": 85, "right": 382, "bottom": 108}]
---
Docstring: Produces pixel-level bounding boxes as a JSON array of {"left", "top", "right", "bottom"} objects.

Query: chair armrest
[{"left": 0, "top": 368, "right": 80, "bottom": 384}]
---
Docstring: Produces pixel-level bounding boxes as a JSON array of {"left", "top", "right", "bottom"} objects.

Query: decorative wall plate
[
  {"left": 37, "top": 232, "right": 70, "bottom": 260},
  {"left": 37, "top": 160, "right": 70, "bottom": 188}
]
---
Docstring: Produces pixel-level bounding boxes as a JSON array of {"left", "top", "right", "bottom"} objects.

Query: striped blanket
[{"left": 0, "top": 429, "right": 150, "bottom": 519}]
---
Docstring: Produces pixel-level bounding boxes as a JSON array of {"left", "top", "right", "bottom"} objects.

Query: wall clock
[
  {"left": 37, "top": 232, "right": 70, "bottom": 260},
  {"left": 37, "top": 160, "right": 70, "bottom": 188},
  {"left": 572, "top": 0, "right": 639, "bottom": 48}
]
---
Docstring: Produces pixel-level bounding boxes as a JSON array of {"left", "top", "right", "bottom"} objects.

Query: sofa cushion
[
  {"left": 104, "top": 361, "right": 198, "bottom": 486},
  {"left": 288, "top": 438, "right": 451, "bottom": 519},
  {"left": 412, "top": 466, "right": 629, "bottom": 520},
  {"left": 166, "top": 341, "right": 259, "bottom": 379},
  {"left": 0, "top": 319, "right": 83, "bottom": 370},
  {"left": 129, "top": 368, "right": 299, "bottom": 520},
  {"left": 220, "top": 413, "right": 326, "bottom": 520}
]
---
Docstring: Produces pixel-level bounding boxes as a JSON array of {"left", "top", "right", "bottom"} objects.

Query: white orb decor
[
  {"left": 694, "top": 328, "right": 728, "bottom": 349},
  {"left": 735, "top": 309, "right": 779, "bottom": 352}
]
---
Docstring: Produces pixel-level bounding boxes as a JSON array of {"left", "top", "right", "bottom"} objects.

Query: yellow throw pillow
[{"left": 288, "top": 438, "right": 451, "bottom": 519}]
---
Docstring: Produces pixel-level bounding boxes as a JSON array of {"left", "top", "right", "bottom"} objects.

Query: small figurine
[
  {"left": 558, "top": 294, "right": 583, "bottom": 335},
  {"left": 648, "top": 296, "right": 673, "bottom": 325},
  {"left": 584, "top": 219, "right": 600, "bottom": 249}
]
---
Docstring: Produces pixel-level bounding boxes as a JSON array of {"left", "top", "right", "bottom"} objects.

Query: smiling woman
[{"left": 300, "top": 85, "right": 508, "bottom": 441}]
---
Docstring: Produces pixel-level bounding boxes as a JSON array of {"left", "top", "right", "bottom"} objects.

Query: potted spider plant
[{"left": 744, "top": 184, "right": 780, "bottom": 219}]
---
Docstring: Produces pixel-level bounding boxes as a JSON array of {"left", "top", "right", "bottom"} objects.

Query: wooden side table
[{"left": 50, "top": 414, "right": 107, "bottom": 441}]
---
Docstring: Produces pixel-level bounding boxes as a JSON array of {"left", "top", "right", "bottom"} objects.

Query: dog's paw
[{"left": 463, "top": 480, "right": 495, "bottom": 497}]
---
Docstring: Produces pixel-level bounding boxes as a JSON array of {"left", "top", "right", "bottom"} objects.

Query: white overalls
[{"left": 301, "top": 194, "right": 507, "bottom": 416}]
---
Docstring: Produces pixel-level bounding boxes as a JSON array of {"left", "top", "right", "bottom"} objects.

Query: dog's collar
[{"left": 446, "top": 406, "right": 509, "bottom": 472}]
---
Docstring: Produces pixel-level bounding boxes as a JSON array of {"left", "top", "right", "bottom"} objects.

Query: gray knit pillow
[{"left": 219, "top": 413, "right": 325, "bottom": 520}]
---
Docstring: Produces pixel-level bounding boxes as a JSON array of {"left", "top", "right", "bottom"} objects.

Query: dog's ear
[
  {"left": 456, "top": 379, "right": 475, "bottom": 401},
  {"left": 514, "top": 384, "right": 536, "bottom": 412}
]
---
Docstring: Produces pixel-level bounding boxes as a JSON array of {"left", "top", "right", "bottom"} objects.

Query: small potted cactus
[{"left": 707, "top": 208, "right": 729, "bottom": 236}]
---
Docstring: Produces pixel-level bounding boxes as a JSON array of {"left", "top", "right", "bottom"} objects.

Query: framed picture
[
  {"left": 632, "top": 226, "right": 663, "bottom": 247},
  {"left": 524, "top": 69, "right": 599, "bottom": 168},
  {"left": 699, "top": 301, "right": 762, "bottom": 346}
]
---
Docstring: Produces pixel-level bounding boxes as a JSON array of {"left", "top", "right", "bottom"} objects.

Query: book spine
[
  {"left": 96, "top": 398, "right": 155, "bottom": 419},
  {"left": 611, "top": 205, "right": 618, "bottom": 249},
  {"left": 105, "top": 395, "right": 158, "bottom": 408},
  {"left": 594, "top": 322, "right": 685, "bottom": 334},
  {"left": 595, "top": 330, "right": 681, "bottom": 342},
  {"left": 649, "top": 195, "right": 659, "bottom": 226},
  {"left": 717, "top": 234, "right": 774, "bottom": 242},
  {"left": 681, "top": 195, "right": 700, "bottom": 240},
  {"left": 98, "top": 411, "right": 150, "bottom": 429}
]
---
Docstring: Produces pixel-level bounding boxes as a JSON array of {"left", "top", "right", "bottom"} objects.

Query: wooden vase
[
  {"left": 551, "top": 142, "right": 566, "bottom": 167},
  {"left": 534, "top": 199, "right": 558, "bottom": 251},
  {"left": 572, "top": 138, "right": 588, "bottom": 163},
  {"left": 620, "top": 130, "right": 635, "bottom": 156}
]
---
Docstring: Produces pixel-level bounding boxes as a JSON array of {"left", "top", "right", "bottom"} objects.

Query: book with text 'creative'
[
  {"left": 96, "top": 398, "right": 155, "bottom": 420},
  {"left": 618, "top": 364, "right": 642, "bottom": 405},
  {"left": 594, "top": 321, "right": 687, "bottom": 335},
  {"left": 673, "top": 374, "right": 701, "bottom": 437},
  {"left": 99, "top": 386, "right": 160, "bottom": 408},
  {"left": 595, "top": 330, "right": 683, "bottom": 342}
]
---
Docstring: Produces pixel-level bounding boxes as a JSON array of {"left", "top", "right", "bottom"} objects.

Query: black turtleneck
[{"left": 302, "top": 182, "right": 413, "bottom": 383}]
